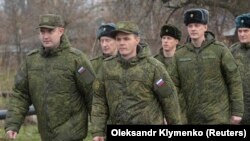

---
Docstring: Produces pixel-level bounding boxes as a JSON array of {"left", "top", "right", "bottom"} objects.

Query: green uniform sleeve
[
  {"left": 153, "top": 63, "right": 182, "bottom": 124},
  {"left": 170, "top": 56, "right": 180, "bottom": 92},
  {"left": 5, "top": 59, "right": 32, "bottom": 133},
  {"left": 170, "top": 56, "right": 187, "bottom": 124},
  {"left": 75, "top": 53, "right": 96, "bottom": 115},
  {"left": 91, "top": 65, "right": 108, "bottom": 137},
  {"left": 221, "top": 47, "right": 244, "bottom": 117}
]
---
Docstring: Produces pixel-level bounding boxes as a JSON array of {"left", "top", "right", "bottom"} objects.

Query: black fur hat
[
  {"left": 235, "top": 13, "right": 250, "bottom": 28},
  {"left": 184, "top": 8, "right": 209, "bottom": 26},
  {"left": 97, "top": 23, "right": 116, "bottom": 39},
  {"left": 160, "top": 24, "right": 181, "bottom": 40}
]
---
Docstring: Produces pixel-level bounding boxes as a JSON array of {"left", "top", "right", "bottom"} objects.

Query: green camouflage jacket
[
  {"left": 171, "top": 31, "right": 244, "bottom": 124},
  {"left": 230, "top": 42, "right": 250, "bottom": 124},
  {"left": 5, "top": 35, "right": 95, "bottom": 141},
  {"left": 154, "top": 45, "right": 182, "bottom": 73},
  {"left": 154, "top": 45, "right": 187, "bottom": 124},
  {"left": 90, "top": 54, "right": 112, "bottom": 73},
  {"left": 91, "top": 42, "right": 182, "bottom": 137}
]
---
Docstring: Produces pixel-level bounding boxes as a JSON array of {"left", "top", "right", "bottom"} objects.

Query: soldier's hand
[
  {"left": 93, "top": 136, "right": 105, "bottom": 141},
  {"left": 230, "top": 115, "right": 242, "bottom": 125},
  {"left": 6, "top": 130, "right": 17, "bottom": 139}
]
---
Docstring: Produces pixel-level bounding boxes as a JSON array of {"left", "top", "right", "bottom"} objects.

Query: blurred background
[{"left": 0, "top": 0, "right": 249, "bottom": 140}]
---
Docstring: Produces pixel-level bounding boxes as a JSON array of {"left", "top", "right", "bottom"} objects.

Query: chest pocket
[
  {"left": 178, "top": 57, "right": 192, "bottom": 62},
  {"left": 52, "top": 65, "right": 72, "bottom": 80},
  {"left": 202, "top": 55, "right": 218, "bottom": 64},
  {"left": 202, "top": 55, "right": 216, "bottom": 59},
  {"left": 178, "top": 57, "right": 192, "bottom": 70},
  {"left": 29, "top": 65, "right": 43, "bottom": 71}
]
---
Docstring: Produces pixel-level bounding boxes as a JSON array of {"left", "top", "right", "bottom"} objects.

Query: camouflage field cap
[
  {"left": 38, "top": 14, "right": 64, "bottom": 29},
  {"left": 160, "top": 24, "right": 182, "bottom": 40},
  {"left": 112, "top": 21, "right": 139, "bottom": 36},
  {"left": 235, "top": 13, "right": 250, "bottom": 28},
  {"left": 184, "top": 8, "right": 209, "bottom": 26}
]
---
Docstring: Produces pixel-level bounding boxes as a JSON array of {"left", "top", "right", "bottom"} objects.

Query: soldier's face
[
  {"left": 39, "top": 27, "right": 64, "bottom": 48},
  {"left": 100, "top": 36, "right": 117, "bottom": 56},
  {"left": 238, "top": 28, "right": 250, "bottom": 43},
  {"left": 161, "top": 35, "right": 179, "bottom": 52},
  {"left": 116, "top": 32, "right": 140, "bottom": 60},
  {"left": 187, "top": 23, "right": 207, "bottom": 40}
]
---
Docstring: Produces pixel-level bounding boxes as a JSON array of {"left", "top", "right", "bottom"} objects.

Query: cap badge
[
  {"left": 190, "top": 13, "right": 194, "bottom": 18},
  {"left": 165, "top": 29, "right": 168, "bottom": 33},
  {"left": 241, "top": 19, "right": 244, "bottom": 23}
]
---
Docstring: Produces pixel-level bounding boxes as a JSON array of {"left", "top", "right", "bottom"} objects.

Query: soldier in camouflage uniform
[
  {"left": 154, "top": 24, "right": 187, "bottom": 124},
  {"left": 154, "top": 24, "right": 182, "bottom": 72},
  {"left": 230, "top": 13, "right": 250, "bottom": 124},
  {"left": 171, "top": 8, "right": 244, "bottom": 124},
  {"left": 91, "top": 23, "right": 117, "bottom": 73},
  {"left": 91, "top": 21, "right": 182, "bottom": 141},
  {"left": 5, "top": 14, "right": 95, "bottom": 141}
]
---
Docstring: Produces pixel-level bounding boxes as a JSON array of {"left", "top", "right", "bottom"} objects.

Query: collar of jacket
[
  {"left": 102, "top": 53, "right": 113, "bottom": 59},
  {"left": 240, "top": 43, "right": 250, "bottom": 49},
  {"left": 156, "top": 44, "right": 182, "bottom": 58},
  {"left": 40, "top": 34, "right": 71, "bottom": 57},
  {"left": 185, "top": 31, "right": 215, "bottom": 53},
  {"left": 118, "top": 42, "right": 151, "bottom": 67}
]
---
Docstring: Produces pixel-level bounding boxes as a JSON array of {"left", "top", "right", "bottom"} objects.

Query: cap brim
[
  {"left": 111, "top": 29, "right": 136, "bottom": 37},
  {"left": 36, "top": 25, "right": 56, "bottom": 29}
]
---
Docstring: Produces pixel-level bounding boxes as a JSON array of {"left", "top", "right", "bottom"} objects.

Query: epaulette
[
  {"left": 90, "top": 56, "right": 102, "bottom": 61},
  {"left": 214, "top": 41, "right": 227, "bottom": 47},
  {"left": 26, "top": 49, "right": 39, "bottom": 56},
  {"left": 104, "top": 55, "right": 117, "bottom": 61},
  {"left": 229, "top": 42, "right": 240, "bottom": 49},
  {"left": 176, "top": 44, "right": 184, "bottom": 50},
  {"left": 153, "top": 54, "right": 160, "bottom": 58},
  {"left": 69, "top": 47, "right": 81, "bottom": 56},
  {"left": 147, "top": 56, "right": 163, "bottom": 67}
]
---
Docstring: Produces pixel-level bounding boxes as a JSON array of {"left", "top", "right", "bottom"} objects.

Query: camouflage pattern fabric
[
  {"left": 91, "top": 42, "right": 182, "bottom": 137},
  {"left": 90, "top": 54, "right": 112, "bottom": 74},
  {"left": 230, "top": 42, "right": 250, "bottom": 124},
  {"left": 154, "top": 45, "right": 187, "bottom": 124},
  {"left": 154, "top": 45, "right": 182, "bottom": 73},
  {"left": 171, "top": 31, "right": 244, "bottom": 124},
  {"left": 5, "top": 35, "right": 95, "bottom": 141}
]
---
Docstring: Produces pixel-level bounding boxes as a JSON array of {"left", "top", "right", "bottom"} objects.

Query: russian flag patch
[
  {"left": 156, "top": 78, "right": 165, "bottom": 87},
  {"left": 78, "top": 66, "right": 86, "bottom": 74}
]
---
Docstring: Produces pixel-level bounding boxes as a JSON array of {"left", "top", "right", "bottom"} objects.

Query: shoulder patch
[
  {"left": 26, "top": 49, "right": 39, "bottom": 56},
  {"left": 69, "top": 48, "right": 82, "bottom": 56}
]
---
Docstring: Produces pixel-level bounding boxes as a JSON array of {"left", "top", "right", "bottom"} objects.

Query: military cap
[
  {"left": 111, "top": 21, "right": 139, "bottom": 36},
  {"left": 38, "top": 14, "right": 64, "bottom": 29},
  {"left": 160, "top": 24, "right": 182, "bottom": 40},
  {"left": 184, "top": 8, "right": 209, "bottom": 26},
  {"left": 235, "top": 13, "right": 250, "bottom": 28},
  {"left": 96, "top": 23, "right": 116, "bottom": 40}
]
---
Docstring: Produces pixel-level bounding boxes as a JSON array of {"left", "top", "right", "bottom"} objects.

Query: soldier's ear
[
  {"left": 135, "top": 35, "right": 140, "bottom": 44},
  {"left": 204, "top": 24, "right": 208, "bottom": 31},
  {"left": 58, "top": 27, "right": 64, "bottom": 35},
  {"left": 175, "top": 39, "right": 179, "bottom": 45}
]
